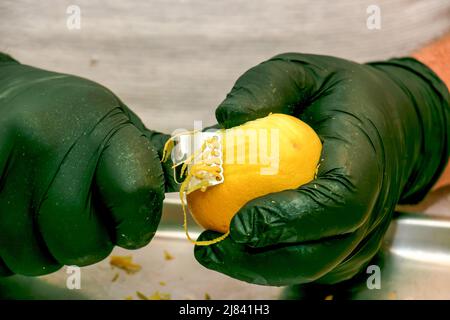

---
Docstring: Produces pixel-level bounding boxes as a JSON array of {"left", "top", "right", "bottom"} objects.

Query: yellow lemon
[{"left": 187, "top": 113, "right": 322, "bottom": 233}]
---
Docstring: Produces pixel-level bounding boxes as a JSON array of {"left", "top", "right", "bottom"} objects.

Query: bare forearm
[{"left": 413, "top": 33, "right": 450, "bottom": 190}]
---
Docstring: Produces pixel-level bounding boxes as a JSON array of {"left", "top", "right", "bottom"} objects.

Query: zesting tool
[{"left": 170, "top": 131, "right": 224, "bottom": 192}]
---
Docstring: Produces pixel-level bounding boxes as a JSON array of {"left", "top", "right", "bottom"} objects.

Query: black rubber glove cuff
[{"left": 368, "top": 57, "right": 450, "bottom": 203}]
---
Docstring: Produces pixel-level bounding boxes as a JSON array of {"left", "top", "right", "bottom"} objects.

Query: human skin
[{"left": 413, "top": 32, "right": 450, "bottom": 191}]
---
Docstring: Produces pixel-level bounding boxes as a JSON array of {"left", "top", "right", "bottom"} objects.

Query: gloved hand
[
  {"left": 194, "top": 53, "right": 450, "bottom": 286},
  {"left": 0, "top": 53, "right": 176, "bottom": 276}
]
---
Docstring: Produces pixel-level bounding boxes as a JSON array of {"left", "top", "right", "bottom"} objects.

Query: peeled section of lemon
[{"left": 187, "top": 113, "right": 322, "bottom": 233}]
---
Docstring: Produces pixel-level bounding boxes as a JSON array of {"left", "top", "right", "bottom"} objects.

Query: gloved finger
[
  {"left": 228, "top": 93, "right": 382, "bottom": 247},
  {"left": 0, "top": 126, "right": 13, "bottom": 175},
  {"left": 0, "top": 257, "right": 13, "bottom": 277},
  {"left": 142, "top": 130, "right": 178, "bottom": 193},
  {"left": 215, "top": 53, "right": 336, "bottom": 128},
  {"left": 194, "top": 227, "right": 366, "bottom": 286},
  {"left": 36, "top": 111, "right": 130, "bottom": 266},
  {"left": 316, "top": 216, "right": 391, "bottom": 284},
  {"left": 0, "top": 167, "right": 61, "bottom": 275},
  {"left": 95, "top": 123, "right": 165, "bottom": 249},
  {"left": 120, "top": 103, "right": 178, "bottom": 192}
]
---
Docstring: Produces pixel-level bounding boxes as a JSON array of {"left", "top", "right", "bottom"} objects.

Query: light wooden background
[{"left": 0, "top": 0, "right": 449, "bottom": 133}]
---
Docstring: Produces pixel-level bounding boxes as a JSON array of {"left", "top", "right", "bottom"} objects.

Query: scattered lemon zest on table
[
  {"left": 164, "top": 250, "right": 174, "bottom": 261},
  {"left": 133, "top": 290, "right": 172, "bottom": 300},
  {"left": 149, "top": 291, "right": 171, "bottom": 300},
  {"left": 388, "top": 291, "right": 397, "bottom": 300},
  {"left": 159, "top": 281, "right": 166, "bottom": 286},
  {"left": 204, "top": 293, "right": 211, "bottom": 300},
  {"left": 110, "top": 255, "right": 142, "bottom": 274},
  {"left": 324, "top": 294, "right": 334, "bottom": 300},
  {"left": 136, "top": 291, "right": 149, "bottom": 300},
  {"left": 111, "top": 272, "right": 119, "bottom": 282},
  {"left": 124, "top": 296, "right": 133, "bottom": 300}
]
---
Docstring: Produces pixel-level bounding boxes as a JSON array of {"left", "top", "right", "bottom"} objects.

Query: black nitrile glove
[
  {"left": 0, "top": 53, "right": 176, "bottom": 276},
  {"left": 195, "top": 53, "right": 450, "bottom": 286}
]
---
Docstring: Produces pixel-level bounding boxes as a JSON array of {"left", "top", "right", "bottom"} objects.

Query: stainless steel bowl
[{"left": 1, "top": 191, "right": 449, "bottom": 300}]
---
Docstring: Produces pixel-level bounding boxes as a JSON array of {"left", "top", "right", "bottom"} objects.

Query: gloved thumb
[{"left": 215, "top": 53, "right": 331, "bottom": 128}]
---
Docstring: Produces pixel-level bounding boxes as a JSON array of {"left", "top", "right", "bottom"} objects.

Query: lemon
[{"left": 187, "top": 113, "right": 322, "bottom": 233}]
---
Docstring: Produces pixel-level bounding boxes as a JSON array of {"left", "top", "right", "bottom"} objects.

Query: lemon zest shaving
[
  {"left": 162, "top": 131, "right": 229, "bottom": 246},
  {"left": 110, "top": 255, "right": 141, "bottom": 274},
  {"left": 314, "top": 163, "right": 320, "bottom": 179},
  {"left": 161, "top": 130, "right": 200, "bottom": 163}
]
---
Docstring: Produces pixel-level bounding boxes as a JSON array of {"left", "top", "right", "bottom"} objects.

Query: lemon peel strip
[{"left": 162, "top": 131, "right": 229, "bottom": 246}]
